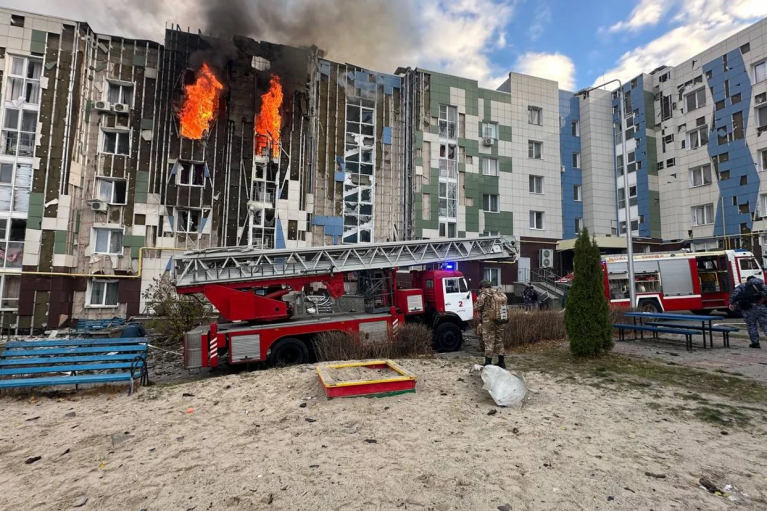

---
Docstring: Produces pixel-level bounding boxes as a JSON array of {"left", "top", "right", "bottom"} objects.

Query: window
[
  {"left": 687, "top": 125, "right": 709, "bottom": 149},
  {"left": 691, "top": 203, "right": 715, "bottom": 226},
  {"left": 10, "top": 15, "right": 24, "bottom": 27},
  {"left": 573, "top": 184, "right": 582, "bottom": 202},
  {"left": 0, "top": 275, "right": 20, "bottom": 310},
  {"left": 6, "top": 57, "right": 42, "bottom": 105},
  {"left": 1, "top": 108, "right": 37, "bottom": 157},
  {"left": 88, "top": 279, "right": 119, "bottom": 308},
  {"left": 619, "top": 220, "right": 640, "bottom": 234},
  {"left": 0, "top": 163, "right": 31, "bottom": 213},
  {"left": 628, "top": 151, "right": 636, "bottom": 163},
  {"left": 483, "top": 268, "right": 500, "bottom": 287},
  {"left": 101, "top": 130, "right": 130, "bottom": 155},
  {"left": 571, "top": 120, "right": 580, "bottom": 137},
  {"left": 661, "top": 95, "right": 673, "bottom": 120},
  {"left": 93, "top": 228, "right": 123, "bottom": 255},
  {"left": 482, "top": 158, "right": 498, "bottom": 176},
  {"left": 439, "top": 143, "right": 457, "bottom": 179},
  {"left": 176, "top": 209, "right": 201, "bottom": 233},
  {"left": 755, "top": 61, "right": 767, "bottom": 84},
  {"left": 689, "top": 164, "right": 712, "bottom": 187},
  {"left": 439, "top": 221, "right": 456, "bottom": 238},
  {"left": 439, "top": 181, "right": 457, "bottom": 219},
  {"left": 107, "top": 82, "right": 134, "bottom": 105},
  {"left": 96, "top": 178, "right": 127, "bottom": 204},
  {"left": 733, "top": 111, "right": 744, "bottom": 140},
  {"left": 572, "top": 152, "right": 581, "bottom": 169},
  {"left": 757, "top": 105, "right": 767, "bottom": 129},
  {"left": 760, "top": 149, "right": 767, "bottom": 172},
  {"left": 574, "top": 217, "right": 583, "bottom": 233},
  {"left": 685, "top": 88, "right": 706, "bottom": 112},
  {"left": 481, "top": 230, "right": 500, "bottom": 237},
  {"left": 177, "top": 161, "right": 206, "bottom": 186},
  {"left": 0, "top": 219, "right": 25, "bottom": 268},
  {"left": 529, "top": 211, "right": 544, "bottom": 230},
  {"left": 529, "top": 175, "right": 544, "bottom": 194},
  {"left": 528, "top": 141, "right": 542, "bottom": 159},
  {"left": 528, "top": 106, "right": 542, "bottom": 125},
  {"left": 439, "top": 105, "right": 457, "bottom": 140},
  {"left": 481, "top": 122, "right": 498, "bottom": 140},
  {"left": 617, "top": 186, "right": 637, "bottom": 209},
  {"left": 422, "top": 193, "right": 430, "bottom": 220},
  {"left": 482, "top": 194, "right": 499, "bottom": 213}
]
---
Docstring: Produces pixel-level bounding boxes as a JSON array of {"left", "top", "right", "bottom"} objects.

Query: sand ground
[{"left": 1, "top": 349, "right": 767, "bottom": 511}]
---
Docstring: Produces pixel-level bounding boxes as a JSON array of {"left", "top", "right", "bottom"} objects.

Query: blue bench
[
  {"left": 645, "top": 322, "right": 739, "bottom": 348},
  {"left": 74, "top": 317, "right": 126, "bottom": 335},
  {"left": 0, "top": 338, "right": 148, "bottom": 394},
  {"left": 614, "top": 323, "right": 701, "bottom": 351}
]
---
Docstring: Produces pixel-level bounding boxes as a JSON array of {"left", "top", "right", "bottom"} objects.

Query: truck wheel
[
  {"left": 638, "top": 299, "right": 661, "bottom": 313},
  {"left": 269, "top": 337, "right": 309, "bottom": 367},
  {"left": 434, "top": 323, "right": 462, "bottom": 352}
]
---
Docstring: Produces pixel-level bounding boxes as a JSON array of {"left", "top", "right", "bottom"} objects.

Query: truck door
[
  {"left": 443, "top": 277, "right": 472, "bottom": 322},
  {"left": 735, "top": 256, "right": 763, "bottom": 283}
]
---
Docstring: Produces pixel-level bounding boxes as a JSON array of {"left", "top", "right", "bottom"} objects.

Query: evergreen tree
[{"left": 564, "top": 228, "right": 614, "bottom": 356}]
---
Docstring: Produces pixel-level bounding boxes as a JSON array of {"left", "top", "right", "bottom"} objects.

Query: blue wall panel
[{"left": 559, "top": 90, "right": 582, "bottom": 239}]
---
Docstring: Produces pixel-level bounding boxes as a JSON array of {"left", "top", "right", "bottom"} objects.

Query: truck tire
[
  {"left": 637, "top": 299, "right": 661, "bottom": 313},
  {"left": 434, "top": 323, "right": 462, "bottom": 352},
  {"left": 269, "top": 337, "right": 309, "bottom": 367}
]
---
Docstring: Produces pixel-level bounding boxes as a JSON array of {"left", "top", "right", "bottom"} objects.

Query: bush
[
  {"left": 564, "top": 228, "right": 613, "bottom": 357},
  {"left": 313, "top": 324, "right": 435, "bottom": 362},
  {"left": 502, "top": 310, "right": 567, "bottom": 348},
  {"left": 141, "top": 275, "right": 214, "bottom": 343}
]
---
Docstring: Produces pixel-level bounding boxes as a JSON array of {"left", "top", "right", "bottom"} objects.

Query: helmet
[{"left": 478, "top": 280, "right": 492, "bottom": 288}]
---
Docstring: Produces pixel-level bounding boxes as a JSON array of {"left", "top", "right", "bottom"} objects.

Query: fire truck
[
  {"left": 602, "top": 249, "right": 766, "bottom": 313},
  {"left": 173, "top": 236, "right": 519, "bottom": 369}
]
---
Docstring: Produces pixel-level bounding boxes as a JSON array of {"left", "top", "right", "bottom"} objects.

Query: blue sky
[{"left": 5, "top": 0, "right": 767, "bottom": 91}]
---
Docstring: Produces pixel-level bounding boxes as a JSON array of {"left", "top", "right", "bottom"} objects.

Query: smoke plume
[{"left": 201, "top": 0, "right": 421, "bottom": 73}]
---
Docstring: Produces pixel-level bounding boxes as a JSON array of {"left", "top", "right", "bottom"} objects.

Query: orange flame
[
  {"left": 178, "top": 63, "right": 224, "bottom": 140},
  {"left": 255, "top": 75, "right": 283, "bottom": 157}
]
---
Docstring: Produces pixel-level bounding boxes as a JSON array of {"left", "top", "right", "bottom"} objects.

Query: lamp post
[{"left": 577, "top": 79, "right": 636, "bottom": 309}]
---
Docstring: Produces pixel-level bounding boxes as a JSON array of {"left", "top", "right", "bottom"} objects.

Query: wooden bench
[
  {"left": 614, "top": 323, "right": 701, "bottom": 351},
  {"left": 645, "top": 322, "right": 739, "bottom": 348},
  {"left": 0, "top": 338, "right": 149, "bottom": 395}
]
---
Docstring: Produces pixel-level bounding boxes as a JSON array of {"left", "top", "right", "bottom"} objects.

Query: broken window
[
  {"left": 101, "top": 130, "right": 130, "bottom": 155},
  {"left": 107, "top": 81, "right": 134, "bottom": 106},
  {"left": 685, "top": 88, "right": 706, "bottom": 112},
  {"left": 177, "top": 161, "right": 206, "bottom": 186},
  {"left": 661, "top": 95, "right": 673, "bottom": 120},
  {"left": 88, "top": 279, "right": 119, "bottom": 307},
  {"left": 0, "top": 219, "right": 25, "bottom": 268},
  {"left": 6, "top": 57, "right": 41, "bottom": 105},
  {"left": 96, "top": 178, "right": 127, "bottom": 204},
  {"left": 689, "top": 164, "right": 712, "bottom": 187},
  {"left": 439, "top": 181, "right": 457, "bottom": 219},
  {"left": 439, "top": 105, "right": 457, "bottom": 140},
  {"left": 0, "top": 163, "right": 31, "bottom": 213},
  {"left": 528, "top": 106, "right": 542, "bottom": 125},
  {"left": 528, "top": 141, "right": 542, "bottom": 159},
  {"left": 0, "top": 275, "right": 20, "bottom": 309},
  {"left": 687, "top": 125, "right": 709, "bottom": 149},
  {"left": 1, "top": 108, "right": 36, "bottom": 157},
  {"left": 176, "top": 209, "right": 201, "bottom": 233},
  {"left": 757, "top": 105, "right": 767, "bottom": 129},
  {"left": 10, "top": 15, "right": 24, "bottom": 27}
]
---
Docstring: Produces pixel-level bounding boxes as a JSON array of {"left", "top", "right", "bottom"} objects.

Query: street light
[{"left": 576, "top": 79, "right": 637, "bottom": 309}]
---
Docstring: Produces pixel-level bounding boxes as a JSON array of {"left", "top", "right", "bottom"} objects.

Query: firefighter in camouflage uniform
[
  {"left": 729, "top": 276, "right": 767, "bottom": 349},
  {"left": 475, "top": 280, "right": 506, "bottom": 368}
]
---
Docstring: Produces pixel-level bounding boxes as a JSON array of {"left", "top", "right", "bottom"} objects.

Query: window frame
[
  {"left": 95, "top": 177, "right": 128, "bottom": 205},
  {"left": 87, "top": 279, "right": 119, "bottom": 308},
  {"left": 481, "top": 157, "right": 498, "bottom": 177},
  {"left": 572, "top": 152, "right": 581, "bottom": 169},
  {"left": 689, "top": 164, "right": 712, "bottom": 188},
  {"left": 483, "top": 267, "right": 501, "bottom": 287},
  {"left": 482, "top": 193, "right": 499, "bottom": 213},
  {"left": 691, "top": 203, "right": 715, "bottom": 227},
  {"left": 687, "top": 125, "right": 709, "bottom": 149},
  {"left": 5, "top": 56, "right": 42, "bottom": 106},
  {"left": 757, "top": 105, "right": 767, "bottom": 129},
  {"left": 685, "top": 88, "right": 706, "bottom": 112},
  {"left": 574, "top": 217, "right": 583, "bottom": 233},
  {"left": 529, "top": 210, "right": 544, "bottom": 230},
  {"left": 529, "top": 175, "right": 544, "bottom": 194},
  {"left": 481, "top": 122, "right": 498, "bottom": 140},
  {"left": 438, "top": 104, "right": 458, "bottom": 140},
  {"left": 92, "top": 227, "right": 124, "bottom": 255},
  {"left": 176, "top": 160, "right": 206, "bottom": 187},
  {"left": 528, "top": 140, "right": 542, "bottom": 159},
  {"left": 100, "top": 129, "right": 130, "bottom": 156},
  {"left": 571, "top": 120, "right": 580, "bottom": 137},
  {"left": 755, "top": 61, "right": 767, "bottom": 84},
  {"left": 760, "top": 149, "right": 767, "bottom": 172},
  {"left": 528, "top": 106, "right": 542, "bottom": 125},
  {"left": 106, "top": 80, "right": 135, "bottom": 106},
  {"left": 573, "top": 184, "right": 582, "bottom": 202},
  {"left": 175, "top": 208, "right": 203, "bottom": 233}
]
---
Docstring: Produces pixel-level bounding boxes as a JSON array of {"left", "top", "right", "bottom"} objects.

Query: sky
[{"left": 4, "top": 0, "right": 767, "bottom": 92}]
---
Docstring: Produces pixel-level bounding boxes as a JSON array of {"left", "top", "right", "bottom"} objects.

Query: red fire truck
[
  {"left": 602, "top": 249, "right": 766, "bottom": 313},
  {"left": 173, "top": 236, "right": 519, "bottom": 369}
]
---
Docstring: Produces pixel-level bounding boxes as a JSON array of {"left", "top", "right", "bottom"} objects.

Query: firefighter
[
  {"left": 475, "top": 280, "right": 505, "bottom": 368},
  {"left": 728, "top": 276, "right": 767, "bottom": 348}
]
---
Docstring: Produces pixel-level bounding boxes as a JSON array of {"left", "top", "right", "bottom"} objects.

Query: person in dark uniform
[{"left": 729, "top": 276, "right": 767, "bottom": 348}]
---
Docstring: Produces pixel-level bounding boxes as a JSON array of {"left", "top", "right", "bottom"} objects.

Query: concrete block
[{"left": 41, "top": 217, "right": 56, "bottom": 230}]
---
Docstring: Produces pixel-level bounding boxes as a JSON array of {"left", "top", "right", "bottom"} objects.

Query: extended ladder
[{"left": 173, "top": 236, "right": 518, "bottom": 289}]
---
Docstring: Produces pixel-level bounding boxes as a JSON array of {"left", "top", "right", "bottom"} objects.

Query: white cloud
[
  {"left": 514, "top": 52, "right": 576, "bottom": 90},
  {"left": 607, "top": 0, "right": 668, "bottom": 33},
  {"left": 528, "top": 4, "right": 551, "bottom": 41},
  {"left": 596, "top": 0, "right": 767, "bottom": 86}
]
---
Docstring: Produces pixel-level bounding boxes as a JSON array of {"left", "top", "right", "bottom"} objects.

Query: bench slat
[
  {"left": 0, "top": 354, "right": 142, "bottom": 366},
  {"left": 0, "top": 373, "right": 133, "bottom": 389},
  {"left": 645, "top": 322, "right": 739, "bottom": 332},
  {"left": 1, "top": 346, "right": 147, "bottom": 357},
  {"left": 0, "top": 362, "right": 143, "bottom": 376},
  {"left": 613, "top": 324, "right": 700, "bottom": 335},
  {"left": 3, "top": 338, "right": 147, "bottom": 348}
]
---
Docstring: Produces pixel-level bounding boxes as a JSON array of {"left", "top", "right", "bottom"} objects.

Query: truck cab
[{"left": 410, "top": 269, "right": 473, "bottom": 351}]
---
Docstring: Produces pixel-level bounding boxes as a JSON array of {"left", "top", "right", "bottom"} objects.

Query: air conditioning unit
[
  {"left": 87, "top": 200, "right": 108, "bottom": 212},
  {"left": 112, "top": 103, "right": 130, "bottom": 114},
  {"left": 94, "top": 101, "right": 111, "bottom": 112},
  {"left": 539, "top": 249, "right": 554, "bottom": 269},
  {"left": 483, "top": 137, "right": 495, "bottom": 146}
]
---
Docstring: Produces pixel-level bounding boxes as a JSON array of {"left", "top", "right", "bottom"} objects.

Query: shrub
[
  {"left": 502, "top": 310, "right": 567, "bottom": 348},
  {"left": 141, "top": 275, "right": 214, "bottom": 343},
  {"left": 313, "top": 324, "right": 435, "bottom": 362},
  {"left": 564, "top": 228, "right": 613, "bottom": 357}
]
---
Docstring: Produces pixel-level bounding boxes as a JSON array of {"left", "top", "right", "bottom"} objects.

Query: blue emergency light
[{"left": 442, "top": 262, "right": 456, "bottom": 270}]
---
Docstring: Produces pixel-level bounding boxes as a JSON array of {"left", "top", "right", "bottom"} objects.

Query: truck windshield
[
  {"left": 445, "top": 278, "right": 460, "bottom": 293},
  {"left": 459, "top": 278, "right": 468, "bottom": 293},
  {"left": 739, "top": 258, "right": 760, "bottom": 270}
]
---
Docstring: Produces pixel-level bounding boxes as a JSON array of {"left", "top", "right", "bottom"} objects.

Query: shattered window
[
  {"left": 177, "top": 161, "right": 206, "bottom": 187},
  {"left": 96, "top": 178, "right": 127, "bottom": 204},
  {"left": 343, "top": 98, "right": 375, "bottom": 244},
  {"left": 101, "top": 130, "right": 130, "bottom": 155},
  {"left": 439, "top": 105, "right": 457, "bottom": 140},
  {"left": 176, "top": 209, "right": 201, "bottom": 233}
]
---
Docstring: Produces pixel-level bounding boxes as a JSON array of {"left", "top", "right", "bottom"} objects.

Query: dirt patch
[{"left": 328, "top": 365, "right": 398, "bottom": 382}]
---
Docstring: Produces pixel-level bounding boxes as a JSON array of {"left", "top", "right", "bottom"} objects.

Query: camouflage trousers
[
  {"left": 481, "top": 320, "right": 504, "bottom": 357},
  {"left": 743, "top": 304, "right": 767, "bottom": 345}
]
